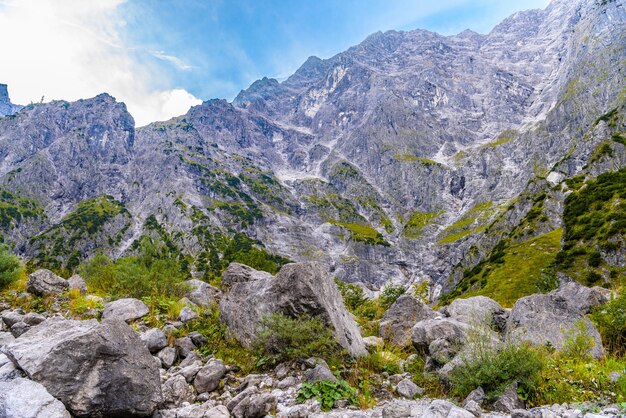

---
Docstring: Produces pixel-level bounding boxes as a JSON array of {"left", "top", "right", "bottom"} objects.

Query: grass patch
[
  {"left": 404, "top": 211, "right": 444, "bottom": 238},
  {"left": 329, "top": 221, "right": 389, "bottom": 246}
]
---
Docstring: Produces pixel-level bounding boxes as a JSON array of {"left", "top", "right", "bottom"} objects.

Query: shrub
[
  {"left": 562, "top": 320, "right": 596, "bottom": 360},
  {"left": 254, "top": 313, "right": 343, "bottom": 368},
  {"left": 379, "top": 285, "right": 406, "bottom": 309},
  {"left": 592, "top": 290, "right": 626, "bottom": 356},
  {"left": 335, "top": 279, "right": 369, "bottom": 311},
  {"left": 0, "top": 245, "right": 22, "bottom": 290},
  {"left": 296, "top": 379, "right": 357, "bottom": 411}
]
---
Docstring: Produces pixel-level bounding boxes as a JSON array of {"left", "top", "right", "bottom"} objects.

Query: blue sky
[
  {"left": 0, "top": 0, "right": 549, "bottom": 125},
  {"left": 122, "top": 0, "right": 550, "bottom": 102}
]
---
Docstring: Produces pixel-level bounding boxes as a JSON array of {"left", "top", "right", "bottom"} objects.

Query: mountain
[
  {"left": 0, "top": 0, "right": 624, "bottom": 301},
  {"left": 0, "top": 84, "right": 22, "bottom": 117}
]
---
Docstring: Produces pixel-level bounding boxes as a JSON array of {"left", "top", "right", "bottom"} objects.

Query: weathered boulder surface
[
  {"left": 68, "top": 274, "right": 88, "bottom": 295},
  {"left": 446, "top": 296, "right": 507, "bottom": 330},
  {"left": 0, "top": 377, "right": 71, "bottom": 418},
  {"left": 506, "top": 282, "right": 606, "bottom": 359},
  {"left": 220, "top": 262, "right": 367, "bottom": 357},
  {"left": 140, "top": 328, "right": 168, "bottom": 353},
  {"left": 379, "top": 295, "right": 438, "bottom": 347},
  {"left": 26, "top": 269, "right": 68, "bottom": 296},
  {"left": 101, "top": 298, "right": 150, "bottom": 323},
  {"left": 182, "top": 279, "right": 220, "bottom": 307},
  {"left": 411, "top": 318, "right": 469, "bottom": 352},
  {"left": 5, "top": 318, "right": 162, "bottom": 416}
]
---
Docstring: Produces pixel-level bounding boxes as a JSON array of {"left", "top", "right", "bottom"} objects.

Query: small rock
[
  {"left": 9, "top": 322, "right": 30, "bottom": 338},
  {"left": 277, "top": 376, "right": 297, "bottom": 389},
  {"left": 101, "top": 298, "right": 149, "bottom": 323},
  {"left": 158, "top": 347, "right": 177, "bottom": 369},
  {"left": 462, "top": 387, "right": 485, "bottom": 407},
  {"left": 26, "top": 269, "right": 68, "bottom": 296},
  {"left": 140, "top": 328, "right": 168, "bottom": 353},
  {"left": 363, "top": 335, "right": 384, "bottom": 350},
  {"left": 303, "top": 362, "right": 336, "bottom": 383},
  {"left": 512, "top": 409, "right": 534, "bottom": 418},
  {"left": 608, "top": 371, "right": 622, "bottom": 383},
  {"left": 161, "top": 374, "right": 196, "bottom": 408},
  {"left": 275, "top": 363, "right": 290, "bottom": 380},
  {"left": 493, "top": 383, "right": 525, "bottom": 413},
  {"left": 179, "top": 306, "right": 198, "bottom": 323},
  {"left": 1, "top": 310, "right": 24, "bottom": 328},
  {"left": 188, "top": 331, "right": 207, "bottom": 347},
  {"left": 464, "top": 400, "right": 482, "bottom": 417},
  {"left": 382, "top": 401, "right": 412, "bottom": 418},
  {"left": 194, "top": 358, "right": 226, "bottom": 393},
  {"left": 205, "top": 405, "right": 231, "bottom": 418},
  {"left": 175, "top": 336, "right": 196, "bottom": 358},
  {"left": 231, "top": 392, "right": 277, "bottom": 418},
  {"left": 23, "top": 312, "right": 46, "bottom": 326},
  {"left": 68, "top": 274, "right": 88, "bottom": 295},
  {"left": 396, "top": 378, "right": 423, "bottom": 399}
]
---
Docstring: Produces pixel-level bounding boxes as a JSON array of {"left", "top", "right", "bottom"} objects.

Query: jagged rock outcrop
[
  {"left": 219, "top": 262, "right": 367, "bottom": 357},
  {"left": 0, "top": 84, "right": 22, "bottom": 117},
  {"left": 4, "top": 318, "right": 162, "bottom": 416}
]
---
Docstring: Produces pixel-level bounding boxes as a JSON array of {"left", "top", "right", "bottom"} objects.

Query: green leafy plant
[
  {"left": 254, "top": 313, "right": 343, "bottom": 368},
  {"left": 592, "top": 290, "right": 626, "bottom": 356},
  {"left": 0, "top": 244, "right": 22, "bottom": 290},
  {"left": 379, "top": 284, "right": 405, "bottom": 309},
  {"left": 296, "top": 379, "right": 357, "bottom": 411}
]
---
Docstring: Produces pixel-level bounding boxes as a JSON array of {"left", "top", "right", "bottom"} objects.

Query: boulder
[
  {"left": 231, "top": 392, "right": 277, "bottom": 418},
  {"left": 551, "top": 281, "right": 610, "bottom": 315},
  {"left": 193, "top": 358, "right": 226, "bottom": 393},
  {"left": 0, "top": 332, "right": 15, "bottom": 349},
  {"left": 175, "top": 336, "right": 196, "bottom": 358},
  {"left": 140, "top": 328, "right": 168, "bottom": 353},
  {"left": 26, "top": 269, "right": 68, "bottom": 296},
  {"left": 0, "top": 377, "right": 71, "bottom": 418},
  {"left": 9, "top": 322, "right": 29, "bottom": 338},
  {"left": 161, "top": 375, "right": 195, "bottom": 408},
  {"left": 1, "top": 310, "right": 24, "bottom": 328},
  {"left": 411, "top": 318, "right": 469, "bottom": 352},
  {"left": 396, "top": 378, "right": 423, "bottom": 399},
  {"left": 379, "top": 295, "right": 438, "bottom": 347},
  {"left": 5, "top": 318, "right": 162, "bottom": 416},
  {"left": 157, "top": 347, "right": 177, "bottom": 369},
  {"left": 303, "top": 361, "right": 337, "bottom": 383},
  {"left": 423, "top": 399, "right": 475, "bottom": 418},
  {"left": 68, "top": 274, "right": 88, "bottom": 295},
  {"left": 219, "top": 262, "right": 367, "bottom": 357},
  {"left": 182, "top": 279, "right": 220, "bottom": 307},
  {"left": 493, "top": 383, "right": 525, "bottom": 412},
  {"left": 506, "top": 283, "right": 605, "bottom": 359},
  {"left": 179, "top": 306, "right": 198, "bottom": 323},
  {"left": 101, "top": 298, "right": 149, "bottom": 323},
  {"left": 447, "top": 296, "right": 507, "bottom": 330},
  {"left": 23, "top": 312, "right": 46, "bottom": 326},
  {"left": 0, "top": 353, "right": 23, "bottom": 380}
]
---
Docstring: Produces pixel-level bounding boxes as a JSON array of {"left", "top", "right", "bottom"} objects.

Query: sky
[{"left": 0, "top": 0, "right": 550, "bottom": 126}]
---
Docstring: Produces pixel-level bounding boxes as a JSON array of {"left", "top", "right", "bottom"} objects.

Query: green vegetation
[
  {"left": 445, "top": 229, "right": 562, "bottom": 307},
  {"left": 0, "top": 245, "right": 22, "bottom": 290},
  {"left": 483, "top": 129, "right": 518, "bottom": 149},
  {"left": 556, "top": 168, "right": 626, "bottom": 285},
  {"left": 379, "top": 284, "right": 406, "bottom": 308},
  {"left": 393, "top": 154, "right": 419, "bottom": 162},
  {"left": 255, "top": 313, "right": 344, "bottom": 368},
  {"left": 437, "top": 202, "right": 494, "bottom": 245},
  {"left": 0, "top": 189, "right": 45, "bottom": 230},
  {"left": 404, "top": 211, "right": 444, "bottom": 238},
  {"left": 328, "top": 221, "right": 389, "bottom": 246},
  {"left": 592, "top": 290, "right": 626, "bottom": 356},
  {"left": 587, "top": 141, "right": 614, "bottom": 166},
  {"left": 297, "top": 379, "right": 357, "bottom": 411}
]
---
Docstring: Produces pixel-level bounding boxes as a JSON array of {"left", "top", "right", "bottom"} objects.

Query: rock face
[
  {"left": 220, "top": 262, "right": 367, "bottom": 357},
  {"left": 0, "top": 377, "right": 71, "bottom": 418},
  {"left": 4, "top": 318, "right": 162, "bottom": 416},
  {"left": 506, "top": 283, "right": 605, "bottom": 359},
  {"left": 26, "top": 269, "right": 68, "bottom": 296},
  {"left": 101, "top": 298, "right": 150, "bottom": 323},
  {"left": 0, "top": 83, "right": 22, "bottom": 117},
  {"left": 380, "top": 295, "right": 438, "bottom": 347}
]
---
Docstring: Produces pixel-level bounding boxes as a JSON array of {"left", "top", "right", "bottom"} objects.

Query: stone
[
  {"left": 182, "top": 279, "right": 220, "bottom": 307},
  {"left": 0, "top": 353, "right": 23, "bottom": 380},
  {"left": 462, "top": 387, "right": 485, "bottom": 408},
  {"left": 206, "top": 405, "right": 231, "bottom": 418},
  {"left": 396, "top": 378, "right": 423, "bottom": 399},
  {"left": 180, "top": 364, "right": 203, "bottom": 383},
  {"left": 188, "top": 331, "right": 208, "bottom": 347},
  {"left": 363, "top": 335, "right": 384, "bottom": 350},
  {"left": 382, "top": 401, "right": 412, "bottom": 418},
  {"left": 379, "top": 295, "right": 438, "bottom": 347},
  {"left": 140, "top": 328, "right": 168, "bottom": 353},
  {"left": 447, "top": 296, "right": 507, "bottom": 331},
  {"left": 0, "top": 377, "right": 71, "bottom": 418},
  {"left": 277, "top": 376, "right": 297, "bottom": 389},
  {"left": 231, "top": 392, "right": 277, "bottom": 418},
  {"left": 0, "top": 332, "right": 16, "bottom": 349},
  {"left": 9, "top": 321, "right": 29, "bottom": 338},
  {"left": 158, "top": 347, "right": 177, "bottom": 369},
  {"left": 5, "top": 318, "right": 162, "bottom": 416},
  {"left": 175, "top": 336, "right": 196, "bottom": 358},
  {"left": 23, "top": 312, "right": 46, "bottom": 326},
  {"left": 194, "top": 358, "right": 226, "bottom": 393},
  {"left": 1, "top": 310, "right": 24, "bottom": 328},
  {"left": 303, "top": 362, "right": 337, "bottom": 383},
  {"left": 68, "top": 274, "right": 88, "bottom": 295},
  {"left": 411, "top": 318, "right": 469, "bottom": 352},
  {"left": 507, "top": 283, "right": 605, "bottom": 359},
  {"left": 26, "top": 269, "right": 68, "bottom": 296},
  {"left": 227, "top": 386, "right": 258, "bottom": 412},
  {"left": 161, "top": 374, "right": 196, "bottom": 408},
  {"left": 101, "top": 298, "right": 149, "bottom": 323},
  {"left": 219, "top": 262, "right": 366, "bottom": 357},
  {"left": 179, "top": 306, "right": 198, "bottom": 323},
  {"left": 424, "top": 399, "right": 475, "bottom": 418},
  {"left": 493, "top": 383, "right": 525, "bottom": 413}
]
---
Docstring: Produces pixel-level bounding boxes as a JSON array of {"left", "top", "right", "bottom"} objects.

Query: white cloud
[{"left": 0, "top": 0, "right": 201, "bottom": 126}]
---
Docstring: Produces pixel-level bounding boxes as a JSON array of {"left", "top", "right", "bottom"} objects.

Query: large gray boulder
[
  {"left": 101, "top": 298, "right": 150, "bottom": 323},
  {"left": 379, "top": 295, "right": 438, "bottom": 347},
  {"left": 181, "top": 279, "right": 220, "bottom": 307},
  {"left": 26, "top": 269, "right": 68, "bottom": 296},
  {"left": 411, "top": 318, "right": 469, "bottom": 352},
  {"left": 5, "top": 318, "right": 162, "bottom": 416},
  {"left": 446, "top": 296, "right": 507, "bottom": 330},
  {"left": 506, "top": 283, "right": 605, "bottom": 359},
  {"left": 0, "top": 377, "right": 71, "bottom": 418},
  {"left": 219, "top": 262, "right": 367, "bottom": 357},
  {"left": 193, "top": 358, "right": 226, "bottom": 393}
]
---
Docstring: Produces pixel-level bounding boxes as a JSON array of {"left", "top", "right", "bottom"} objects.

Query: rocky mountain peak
[{"left": 0, "top": 83, "right": 22, "bottom": 117}]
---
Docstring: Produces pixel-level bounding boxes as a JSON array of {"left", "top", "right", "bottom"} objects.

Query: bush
[
  {"left": 296, "top": 379, "right": 357, "bottom": 411},
  {"left": 562, "top": 320, "right": 596, "bottom": 361},
  {"left": 254, "top": 313, "right": 343, "bottom": 368},
  {"left": 379, "top": 284, "right": 406, "bottom": 309},
  {"left": 592, "top": 290, "right": 626, "bottom": 356},
  {"left": 0, "top": 245, "right": 22, "bottom": 290},
  {"left": 335, "top": 279, "right": 369, "bottom": 311}
]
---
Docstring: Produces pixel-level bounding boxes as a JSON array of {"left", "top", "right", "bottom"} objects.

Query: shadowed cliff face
[
  {"left": 0, "top": 0, "right": 624, "bottom": 293},
  {"left": 0, "top": 84, "right": 22, "bottom": 117}
]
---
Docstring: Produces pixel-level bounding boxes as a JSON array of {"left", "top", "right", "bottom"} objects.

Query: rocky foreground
[{"left": 0, "top": 263, "right": 623, "bottom": 418}]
